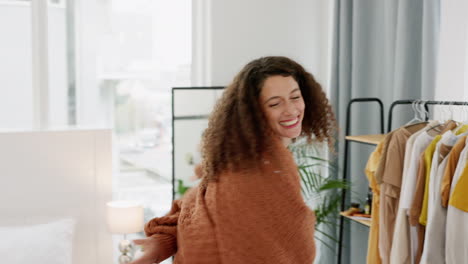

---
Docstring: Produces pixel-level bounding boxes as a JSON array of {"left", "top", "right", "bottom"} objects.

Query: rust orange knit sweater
[{"left": 144, "top": 140, "right": 316, "bottom": 263}]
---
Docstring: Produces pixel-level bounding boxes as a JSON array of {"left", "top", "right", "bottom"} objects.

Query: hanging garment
[
  {"left": 406, "top": 121, "right": 456, "bottom": 263},
  {"left": 376, "top": 123, "right": 426, "bottom": 264},
  {"left": 450, "top": 164, "right": 468, "bottom": 211},
  {"left": 420, "top": 122, "right": 458, "bottom": 225},
  {"left": 441, "top": 136, "right": 468, "bottom": 207},
  {"left": 390, "top": 121, "right": 439, "bottom": 264},
  {"left": 365, "top": 141, "right": 384, "bottom": 264},
  {"left": 420, "top": 131, "right": 466, "bottom": 264},
  {"left": 409, "top": 136, "right": 440, "bottom": 264},
  {"left": 398, "top": 125, "right": 440, "bottom": 263},
  {"left": 375, "top": 131, "right": 395, "bottom": 185},
  {"left": 399, "top": 121, "right": 441, "bottom": 209},
  {"left": 445, "top": 136, "right": 468, "bottom": 263}
]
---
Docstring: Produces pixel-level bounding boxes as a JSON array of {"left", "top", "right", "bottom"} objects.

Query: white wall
[
  {"left": 0, "top": 3, "right": 34, "bottom": 129},
  {"left": 196, "top": 0, "right": 333, "bottom": 88},
  {"left": 435, "top": 0, "right": 468, "bottom": 102}
]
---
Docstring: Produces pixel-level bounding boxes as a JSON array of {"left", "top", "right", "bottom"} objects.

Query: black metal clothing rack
[
  {"left": 388, "top": 100, "right": 468, "bottom": 132},
  {"left": 338, "top": 98, "right": 468, "bottom": 264},
  {"left": 337, "top": 98, "right": 385, "bottom": 264}
]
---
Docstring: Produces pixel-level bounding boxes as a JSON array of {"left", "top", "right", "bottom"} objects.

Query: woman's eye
[
  {"left": 291, "top": 96, "right": 301, "bottom": 100},
  {"left": 269, "top": 103, "right": 279, "bottom": 108}
]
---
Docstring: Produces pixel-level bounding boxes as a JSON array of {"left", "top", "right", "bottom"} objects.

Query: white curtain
[
  {"left": 330, "top": 1, "right": 440, "bottom": 263},
  {"left": 435, "top": 0, "right": 468, "bottom": 102}
]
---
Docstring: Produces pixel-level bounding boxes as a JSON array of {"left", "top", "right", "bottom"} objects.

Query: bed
[{"left": 0, "top": 129, "right": 113, "bottom": 264}]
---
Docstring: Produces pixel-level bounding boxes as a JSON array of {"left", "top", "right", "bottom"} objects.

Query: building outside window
[{"left": 0, "top": 1, "right": 191, "bottom": 262}]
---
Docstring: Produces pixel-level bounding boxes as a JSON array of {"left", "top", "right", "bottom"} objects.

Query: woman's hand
[
  {"left": 128, "top": 237, "right": 159, "bottom": 264},
  {"left": 129, "top": 234, "right": 176, "bottom": 264}
]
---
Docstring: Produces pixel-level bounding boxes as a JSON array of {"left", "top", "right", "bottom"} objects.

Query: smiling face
[{"left": 259, "top": 75, "right": 305, "bottom": 146}]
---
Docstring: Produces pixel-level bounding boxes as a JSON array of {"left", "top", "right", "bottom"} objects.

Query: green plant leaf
[
  {"left": 319, "top": 180, "right": 350, "bottom": 192},
  {"left": 177, "top": 179, "right": 189, "bottom": 195},
  {"left": 315, "top": 227, "right": 340, "bottom": 244},
  {"left": 291, "top": 142, "right": 351, "bottom": 254},
  {"left": 314, "top": 235, "right": 337, "bottom": 254}
]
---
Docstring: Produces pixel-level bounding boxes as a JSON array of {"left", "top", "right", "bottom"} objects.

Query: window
[{"left": 75, "top": 0, "right": 192, "bottom": 220}]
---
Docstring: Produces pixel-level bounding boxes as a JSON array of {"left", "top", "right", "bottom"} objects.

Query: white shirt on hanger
[
  {"left": 399, "top": 122, "right": 439, "bottom": 209},
  {"left": 445, "top": 136, "right": 468, "bottom": 264},
  {"left": 420, "top": 130, "right": 465, "bottom": 264},
  {"left": 390, "top": 121, "right": 438, "bottom": 264}
]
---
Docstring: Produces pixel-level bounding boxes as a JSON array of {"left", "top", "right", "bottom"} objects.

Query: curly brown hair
[{"left": 200, "top": 56, "right": 336, "bottom": 182}]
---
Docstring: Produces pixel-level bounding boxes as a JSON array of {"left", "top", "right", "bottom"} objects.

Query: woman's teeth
[{"left": 280, "top": 118, "right": 298, "bottom": 126}]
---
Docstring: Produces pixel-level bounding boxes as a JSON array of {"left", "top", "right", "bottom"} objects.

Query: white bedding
[
  {"left": 0, "top": 129, "right": 113, "bottom": 264},
  {"left": 0, "top": 219, "right": 75, "bottom": 264}
]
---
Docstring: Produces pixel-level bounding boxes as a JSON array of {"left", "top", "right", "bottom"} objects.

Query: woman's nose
[{"left": 283, "top": 102, "right": 298, "bottom": 116}]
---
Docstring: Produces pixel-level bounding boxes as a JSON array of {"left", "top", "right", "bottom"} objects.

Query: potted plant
[{"left": 290, "top": 141, "right": 349, "bottom": 253}]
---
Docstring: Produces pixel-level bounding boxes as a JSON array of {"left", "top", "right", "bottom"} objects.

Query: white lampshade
[{"left": 106, "top": 200, "right": 144, "bottom": 234}]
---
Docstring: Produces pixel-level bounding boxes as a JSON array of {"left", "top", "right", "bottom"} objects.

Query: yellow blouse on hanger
[
  {"left": 441, "top": 135, "right": 468, "bottom": 207},
  {"left": 419, "top": 135, "right": 441, "bottom": 226},
  {"left": 444, "top": 125, "right": 468, "bottom": 211},
  {"left": 419, "top": 122, "right": 463, "bottom": 225},
  {"left": 454, "top": 124, "right": 468, "bottom": 135},
  {"left": 449, "top": 162, "right": 468, "bottom": 211},
  {"left": 365, "top": 141, "right": 384, "bottom": 264}
]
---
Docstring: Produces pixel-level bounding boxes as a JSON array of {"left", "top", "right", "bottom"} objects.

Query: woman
[{"left": 131, "top": 56, "right": 336, "bottom": 264}]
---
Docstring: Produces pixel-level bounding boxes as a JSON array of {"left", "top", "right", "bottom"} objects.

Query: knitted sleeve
[{"left": 142, "top": 199, "right": 181, "bottom": 262}]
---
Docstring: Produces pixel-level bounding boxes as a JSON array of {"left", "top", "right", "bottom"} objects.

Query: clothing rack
[
  {"left": 338, "top": 98, "right": 468, "bottom": 264},
  {"left": 338, "top": 98, "right": 385, "bottom": 264},
  {"left": 388, "top": 100, "right": 468, "bottom": 132}
]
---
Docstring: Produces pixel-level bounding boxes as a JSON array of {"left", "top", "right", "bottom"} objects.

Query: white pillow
[{"left": 0, "top": 219, "right": 76, "bottom": 264}]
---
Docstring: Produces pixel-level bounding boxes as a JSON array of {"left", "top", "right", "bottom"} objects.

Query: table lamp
[{"left": 107, "top": 200, "right": 144, "bottom": 264}]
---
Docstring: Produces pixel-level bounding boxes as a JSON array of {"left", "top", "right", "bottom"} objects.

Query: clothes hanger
[
  {"left": 402, "top": 100, "right": 429, "bottom": 134},
  {"left": 444, "top": 101, "right": 455, "bottom": 121},
  {"left": 451, "top": 103, "right": 468, "bottom": 133},
  {"left": 419, "top": 100, "right": 429, "bottom": 121},
  {"left": 425, "top": 101, "right": 461, "bottom": 135},
  {"left": 461, "top": 104, "right": 468, "bottom": 128},
  {"left": 462, "top": 105, "right": 467, "bottom": 123},
  {"left": 446, "top": 101, "right": 461, "bottom": 128},
  {"left": 404, "top": 100, "right": 425, "bottom": 125},
  {"left": 440, "top": 102, "right": 461, "bottom": 133},
  {"left": 423, "top": 101, "right": 446, "bottom": 134}
]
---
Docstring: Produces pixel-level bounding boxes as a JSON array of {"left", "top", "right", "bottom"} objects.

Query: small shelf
[
  {"left": 340, "top": 212, "right": 371, "bottom": 227},
  {"left": 345, "top": 134, "right": 386, "bottom": 145}
]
